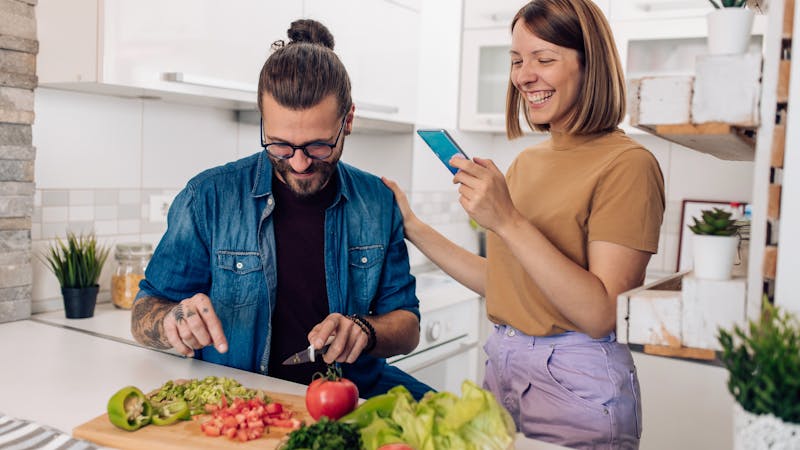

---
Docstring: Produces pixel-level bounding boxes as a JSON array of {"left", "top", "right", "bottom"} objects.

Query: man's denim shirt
[{"left": 137, "top": 151, "right": 420, "bottom": 393}]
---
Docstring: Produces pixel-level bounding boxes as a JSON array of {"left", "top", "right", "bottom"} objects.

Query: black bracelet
[{"left": 348, "top": 314, "right": 377, "bottom": 354}]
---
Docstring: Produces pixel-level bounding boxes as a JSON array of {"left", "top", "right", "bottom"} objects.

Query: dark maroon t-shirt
[{"left": 267, "top": 172, "right": 338, "bottom": 385}]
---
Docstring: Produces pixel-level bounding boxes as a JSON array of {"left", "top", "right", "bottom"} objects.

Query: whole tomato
[{"left": 305, "top": 366, "right": 359, "bottom": 421}]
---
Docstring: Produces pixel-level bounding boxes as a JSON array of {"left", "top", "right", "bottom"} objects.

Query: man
[{"left": 130, "top": 19, "right": 431, "bottom": 400}]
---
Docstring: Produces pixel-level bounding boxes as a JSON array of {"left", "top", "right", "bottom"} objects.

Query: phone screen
[{"left": 417, "top": 129, "right": 470, "bottom": 175}]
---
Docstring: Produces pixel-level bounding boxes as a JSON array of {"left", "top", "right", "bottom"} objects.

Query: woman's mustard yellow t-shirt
[{"left": 485, "top": 130, "right": 665, "bottom": 336}]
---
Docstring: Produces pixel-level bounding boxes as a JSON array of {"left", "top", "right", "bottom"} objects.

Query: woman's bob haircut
[{"left": 506, "top": 0, "right": 626, "bottom": 138}]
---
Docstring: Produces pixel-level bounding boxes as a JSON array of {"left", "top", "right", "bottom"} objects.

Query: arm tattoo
[{"left": 131, "top": 295, "right": 179, "bottom": 350}]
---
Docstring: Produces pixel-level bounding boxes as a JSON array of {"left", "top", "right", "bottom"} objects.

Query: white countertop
[
  {"left": 19, "top": 293, "right": 566, "bottom": 449},
  {"left": 0, "top": 320, "right": 308, "bottom": 434}
]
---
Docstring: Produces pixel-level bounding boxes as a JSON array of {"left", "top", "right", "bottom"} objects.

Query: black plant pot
[{"left": 61, "top": 285, "right": 99, "bottom": 319}]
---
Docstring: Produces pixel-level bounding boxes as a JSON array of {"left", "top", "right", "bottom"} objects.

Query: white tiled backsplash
[{"left": 31, "top": 88, "right": 755, "bottom": 313}]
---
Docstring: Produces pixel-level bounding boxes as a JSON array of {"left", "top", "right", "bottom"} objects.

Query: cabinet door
[
  {"left": 459, "top": 28, "right": 510, "bottom": 131},
  {"left": 304, "top": 0, "right": 420, "bottom": 124},
  {"left": 102, "top": 0, "right": 302, "bottom": 101},
  {"left": 608, "top": 0, "right": 715, "bottom": 21},
  {"left": 38, "top": 0, "right": 302, "bottom": 104}
]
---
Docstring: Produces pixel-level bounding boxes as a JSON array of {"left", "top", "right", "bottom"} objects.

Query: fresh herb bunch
[
  {"left": 42, "top": 231, "right": 110, "bottom": 288},
  {"left": 689, "top": 207, "right": 740, "bottom": 236},
  {"left": 708, "top": 0, "right": 748, "bottom": 8},
  {"left": 718, "top": 301, "right": 800, "bottom": 424},
  {"left": 280, "top": 417, "right": 362, "bottom": 450}
]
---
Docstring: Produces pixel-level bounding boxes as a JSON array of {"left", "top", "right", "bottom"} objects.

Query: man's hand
[
  {"left": 131, "top": 293, "right": 228, "bottom": 357},
  {"left": 308, "top": 313, "right": 369, "bottom": 364},
  {"left": 163, "top": 294, "right": 228, "bottom": 357}
]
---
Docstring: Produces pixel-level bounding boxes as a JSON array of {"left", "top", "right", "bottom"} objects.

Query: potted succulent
[
  {"left": 689, "top": 207, "right": 741, "bottom": 280},
  {"left": 707, "top": 0, "right": 755, "bottom": 55},
  {"left": 42, "top": 231, "right": 110, "bottom": 319},
  {"left": 718, "top": 301, "right": 800, "bottom": 449}
]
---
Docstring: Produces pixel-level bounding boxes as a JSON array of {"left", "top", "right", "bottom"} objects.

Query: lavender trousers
[{"left": 483, "top": 325, "right": 642, "bottom": 450}]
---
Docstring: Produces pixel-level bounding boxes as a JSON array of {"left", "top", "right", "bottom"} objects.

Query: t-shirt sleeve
[{"left": 587, "top": 148, "right": 665, "bottom": 253}]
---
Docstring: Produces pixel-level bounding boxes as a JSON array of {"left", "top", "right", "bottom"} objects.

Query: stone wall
[{"left": 0, "top": 0, "right": 37, "bottom": 322}]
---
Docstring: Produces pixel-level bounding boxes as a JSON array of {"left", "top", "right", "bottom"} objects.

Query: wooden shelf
[{"left": 634, "top": 122, "right": 756, "bottom": 161}]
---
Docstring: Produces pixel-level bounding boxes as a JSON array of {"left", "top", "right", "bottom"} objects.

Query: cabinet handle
[
  {"left": 163, "top": 72, "right": 257, "bottom": 93},
  {"left": 355, "top": 100, "right": 399, "bottom": 114}
]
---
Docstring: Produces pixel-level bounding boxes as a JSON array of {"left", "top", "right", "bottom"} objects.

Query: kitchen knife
[{"left": 281, "top": 343, "right": 332, "bottom": 365}]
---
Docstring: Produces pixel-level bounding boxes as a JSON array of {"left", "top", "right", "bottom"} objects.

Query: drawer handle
[{"left": 163, "top": 72, "right": 257, "bottom": 93}]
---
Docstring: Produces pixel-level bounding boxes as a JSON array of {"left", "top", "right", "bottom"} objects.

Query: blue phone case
[{"left": 417, "top": 129, "right": 469, "bottom": 175}]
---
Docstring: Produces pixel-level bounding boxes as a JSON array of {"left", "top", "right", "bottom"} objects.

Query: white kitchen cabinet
[
  {"left": 463, "top": 0, "right": 609, "bottom": 29},
  {"left": 37, "top": 0, "right": 302, "bottom": 108},
  {"left": 303, "top": 0, "right": 420, "bottom": 124}
]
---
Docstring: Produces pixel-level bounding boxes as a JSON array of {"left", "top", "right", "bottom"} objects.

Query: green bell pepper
[
  {"left": 151, "top": 399, "right": 190, "bottom": 426},
  {"left": 107, "top": 386, "right": 152, "bottom": 431}
]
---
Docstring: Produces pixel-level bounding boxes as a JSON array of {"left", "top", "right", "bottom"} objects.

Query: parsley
[{"left": 281, "top": 417, "right": 362, "bottom": 450}]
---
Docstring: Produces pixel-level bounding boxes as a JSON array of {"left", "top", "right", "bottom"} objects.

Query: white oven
[{"left": 387, "top": 272, "right": 481, "bottom": 394}]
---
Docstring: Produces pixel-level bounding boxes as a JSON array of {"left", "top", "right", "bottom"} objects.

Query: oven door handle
[{"left": 398, "top": 339, "right": 479, "bottom": 373}]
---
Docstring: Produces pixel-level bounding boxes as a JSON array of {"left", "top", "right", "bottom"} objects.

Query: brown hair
[
  {"left": 257, "top": 19, "right": 352, "bottom": 118},
  {"left": 506, "top": 0, "right": 626, "bottom": 138}
]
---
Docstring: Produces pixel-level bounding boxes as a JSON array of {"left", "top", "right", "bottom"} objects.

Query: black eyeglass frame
[{"left": 260, "top": 116, "right": 347, "bottom": 160}]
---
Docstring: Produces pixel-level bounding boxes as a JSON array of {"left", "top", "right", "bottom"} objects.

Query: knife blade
[{"left": 281, "top": 343, "right": 332, "bottom": 365}]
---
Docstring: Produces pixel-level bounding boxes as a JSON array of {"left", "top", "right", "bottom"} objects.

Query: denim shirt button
[
  {"left": 260, "top": 365, "right": 266, "bottom": 372},
  {"left": 267, "top": 197, "right": 273, "bottom": 206},
  {"left": 236, "top": 262, "right": 244, "bottom": 269},
  {"left": 361, "top": 256, "right": 368, "bottom": 263}
]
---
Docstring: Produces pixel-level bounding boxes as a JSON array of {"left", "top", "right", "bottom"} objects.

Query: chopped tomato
[{"left": 200, "top": 399, "right": 295, "bottom": 442}]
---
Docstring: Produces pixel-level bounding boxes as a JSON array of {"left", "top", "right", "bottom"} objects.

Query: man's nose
[{"left": 288, "top": 150, "right": 313, "bottom": 173}]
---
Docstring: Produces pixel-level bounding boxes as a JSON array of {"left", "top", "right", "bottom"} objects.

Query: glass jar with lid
[{"left": 111, "top": 242, "right": 153, "bottom": 309}]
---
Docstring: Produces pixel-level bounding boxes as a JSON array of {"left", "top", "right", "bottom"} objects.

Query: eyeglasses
[{"left": 260, "top": 116, "right": 347, "bottom": 160}]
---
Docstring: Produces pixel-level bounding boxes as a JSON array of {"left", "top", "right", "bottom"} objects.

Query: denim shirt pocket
[
  {"left": 348, "top": 245, "right": 384, "bottom": 306},
  {"left": 214, "top": 250, "right": 263, "bottom": 308}
]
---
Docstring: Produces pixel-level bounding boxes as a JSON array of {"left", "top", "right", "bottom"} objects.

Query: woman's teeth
[{"left": 527, "top": 91, "right": 554, "bottom": 104}]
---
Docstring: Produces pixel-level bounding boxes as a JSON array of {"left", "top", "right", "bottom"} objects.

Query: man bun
[{"left": 287, "top": 19, "right": 335, "bottom": 50}]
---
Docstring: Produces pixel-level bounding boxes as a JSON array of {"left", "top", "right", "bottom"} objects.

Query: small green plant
[
  {"left": 689, "top": 207, "right": 740, "bottom": 236},
  {"left": 708, "top": 0, "right": 747, "bottom": 8},
  {"left": 42, "top": 231, "right": 110, "bottom": 288},
  {"left": 718, "top": 301, "right": 800, "bottom": 424}
]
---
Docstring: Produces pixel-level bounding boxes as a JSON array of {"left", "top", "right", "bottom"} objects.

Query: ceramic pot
[
  {"left": 707, "top": 8, "right": 755, "bottom": 55},
  {"left": 733, "top": 403, "right": 800, "bottom": 449},
  {"left": 61, "top": 285, "right": 99, "bottom": 319},
  {"left": 692, "top": 234, "right": 738, "bottom": 280}
]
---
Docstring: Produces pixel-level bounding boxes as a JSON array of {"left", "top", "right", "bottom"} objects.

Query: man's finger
[
  {"left": 310, "top": 315, "right": 340, "bottom": 349},
  {"left": 164, "top": 315, "right": 193, "bottom": 356},
  {"left": 195, "top": 297, "right": 228, "bottom": 353}
]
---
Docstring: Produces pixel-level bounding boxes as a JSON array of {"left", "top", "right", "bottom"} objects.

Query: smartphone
[{"left": 417, "top": 129, "right": 470, "bottom": 175}]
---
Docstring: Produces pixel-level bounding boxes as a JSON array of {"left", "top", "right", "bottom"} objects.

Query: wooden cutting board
[{"left": 73, "top": 390, "right": 312, "bottom": 450}]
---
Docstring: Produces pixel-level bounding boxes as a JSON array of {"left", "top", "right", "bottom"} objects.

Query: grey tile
[
  {"left": 117, "top": 204, "right": 140, "bottom": 220},
  {"left": 41, "top": 222, "right": 68, "bottom": 240},
  {"left": 94, "top": 205, "right": 118, "bottom": 220},
  {"left": 94, "top": 190, "right": 119, "bottom": 206},
  {"left": 118, "top": 189, "right": 141, "bottom": 205},
  {"left": 69, "top": 190, "right": 94, "bottom": 206},
  {"left": 41, "top": 190, "right": 69, "bottom": 206},
  {"left": 0, "top": 298, "right": 31, "bottom": 323},
  {"left": 67, "top": 221, "right": 95, "bottom": 235}
]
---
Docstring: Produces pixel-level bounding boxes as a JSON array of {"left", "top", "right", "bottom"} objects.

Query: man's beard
[{"left": 270, "top": 155, "right": 339, "bottom": 198}]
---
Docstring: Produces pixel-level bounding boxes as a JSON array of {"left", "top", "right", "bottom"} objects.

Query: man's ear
[{"left": 344, "top": 104, "right": 356, "bottom": 136}]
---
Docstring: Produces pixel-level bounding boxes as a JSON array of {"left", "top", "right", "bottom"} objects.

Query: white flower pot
[
  {"left": 733, "top": 403, "right": 800, "bottom": 450},
  {"left": 692, "top": 234, "right": 738, "bottom": 280},
  {"left": 707, "top": 8, "right": 755, "bottom": 55}
]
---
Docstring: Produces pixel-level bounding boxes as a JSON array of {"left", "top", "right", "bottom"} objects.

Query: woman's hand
[
  {"left": 381, "top": 177, "right": 422, "bottom": 233},
  {"left": 449, "top": 156, "right": 521, "bottom": 234}
]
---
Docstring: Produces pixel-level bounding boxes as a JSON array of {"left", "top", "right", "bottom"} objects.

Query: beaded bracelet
[{"left": 348, "top": 314, "right": 377, "bottom": 354}]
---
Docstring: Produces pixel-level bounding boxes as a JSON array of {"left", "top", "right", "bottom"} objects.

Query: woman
[{"left": 383, "top": 0, "right": 664, "bottom": 448}]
